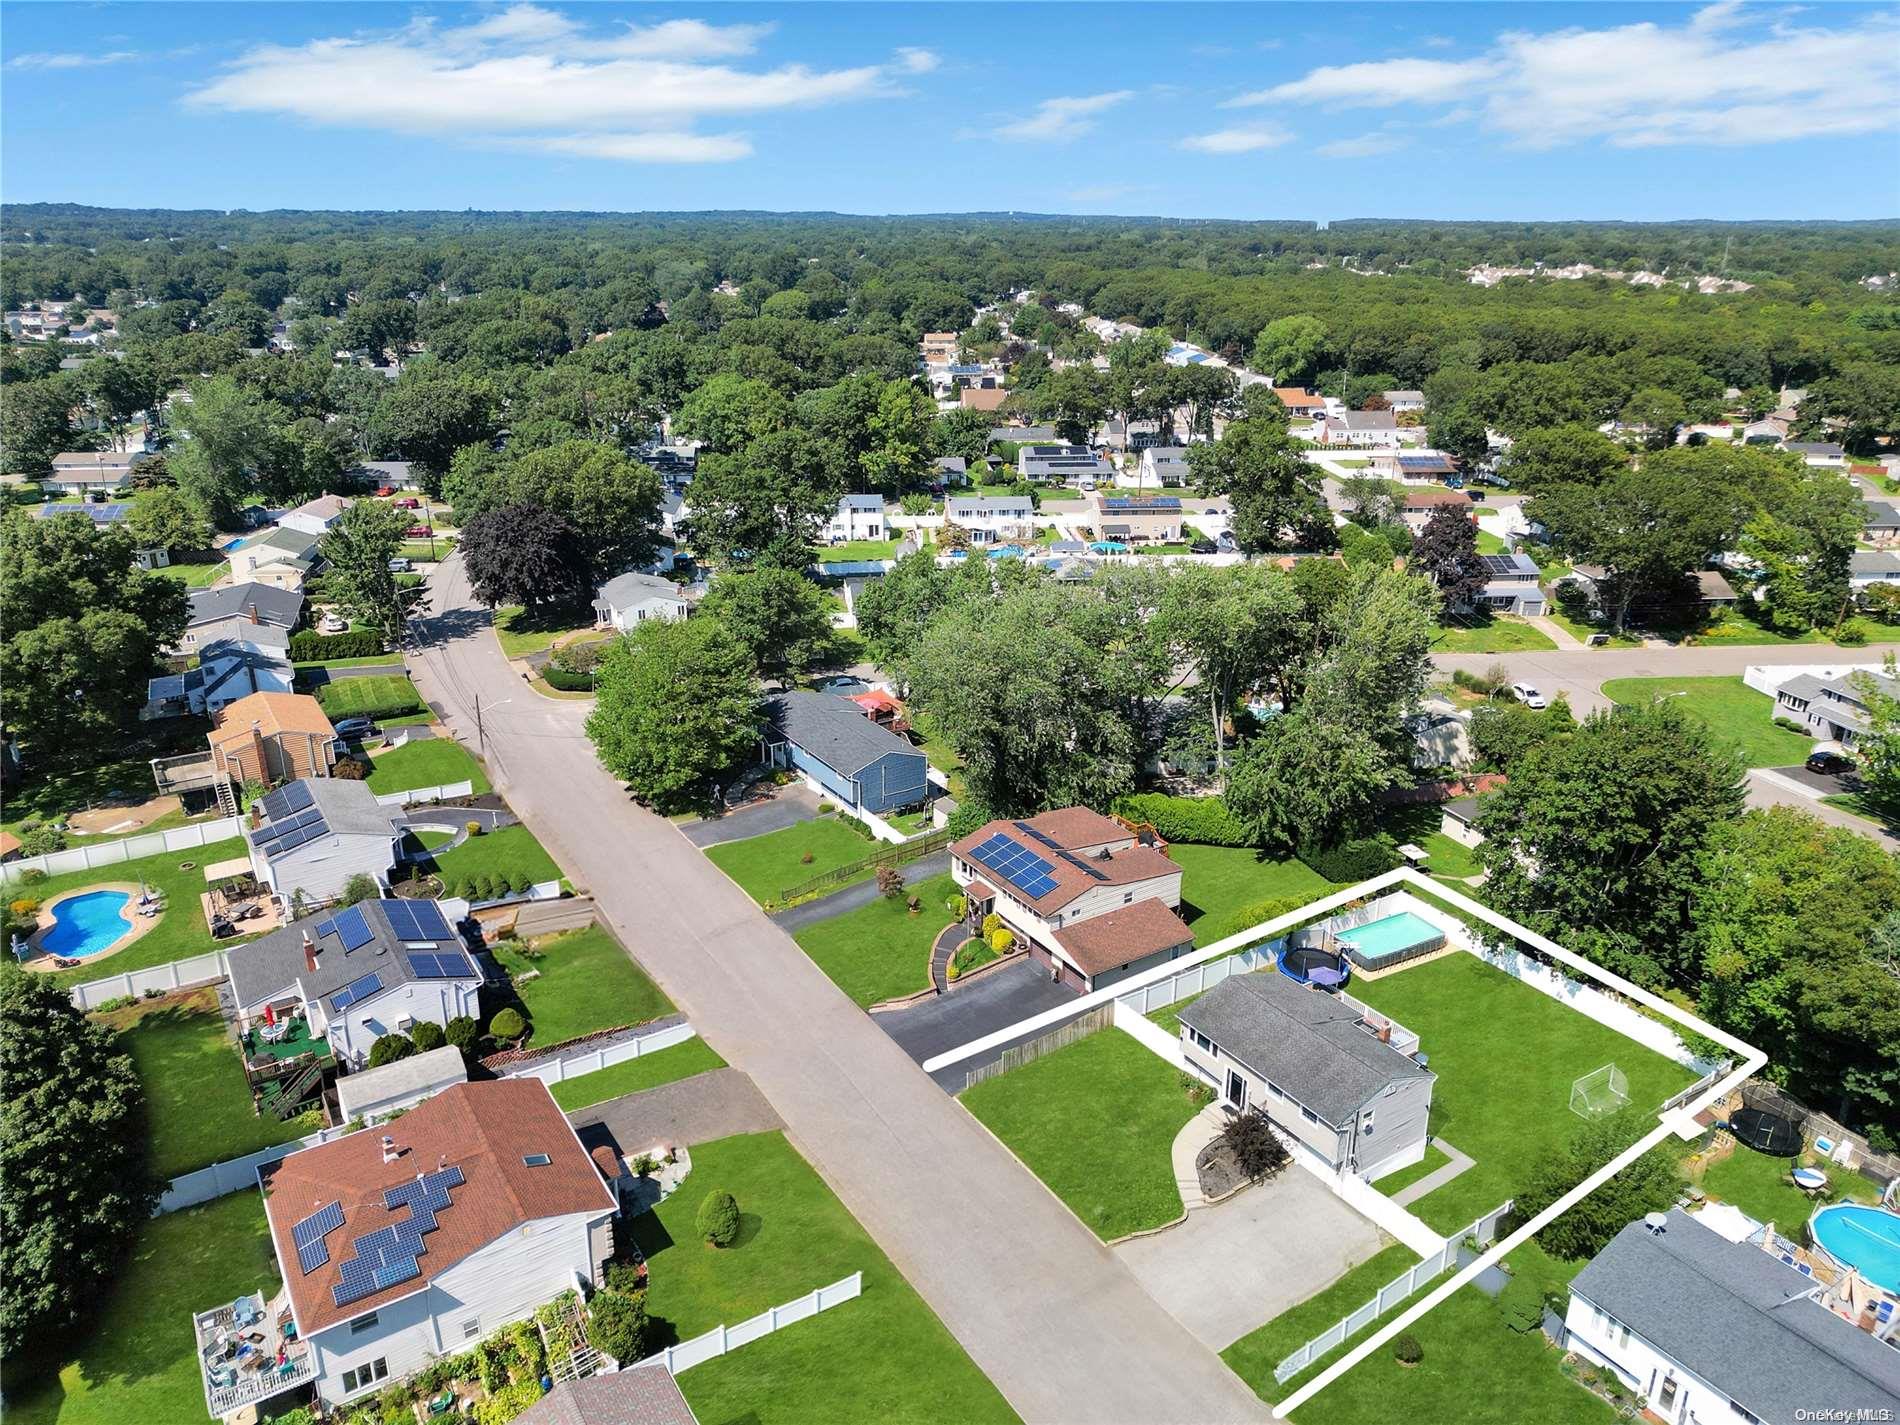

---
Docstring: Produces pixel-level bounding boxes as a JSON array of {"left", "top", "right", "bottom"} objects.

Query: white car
[{"left": 1510, "top": 682, "right": 1548, "bottom": 709}]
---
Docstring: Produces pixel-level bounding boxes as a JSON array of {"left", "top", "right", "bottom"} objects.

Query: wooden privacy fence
[
  {"left": 627, "top": 1272, "right": 863, "bottom": 1375},
  {"left": 776, "top": 827, "right": 952, "bottom": 902},
  {"left": 1272, "top": 1200, "right": 1514, "bottom": 1385},
  {"left": 961, "top": 1004, "right": 1112, "bottom": 1091}
]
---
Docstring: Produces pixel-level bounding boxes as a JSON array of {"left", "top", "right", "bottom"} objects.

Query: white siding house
[
  {"left": 823, "top": 494, "right": 888, "bottom": 543},
  {"left": 593, "top": 571, "right": 690, "bottom": 631},
  {"left": 244, "top": 779, "right": 403, "bottom": 906}
]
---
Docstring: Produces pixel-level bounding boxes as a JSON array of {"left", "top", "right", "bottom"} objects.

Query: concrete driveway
[
  {"left": 878, "top": 957, "right": 1079, "bottom": 1091},
  {"left": 679, "top": 785, "right": 821, "bottom": 848},
  {"left": 1114, "top": 1166, "right": 1388, "bottom": 1351}
]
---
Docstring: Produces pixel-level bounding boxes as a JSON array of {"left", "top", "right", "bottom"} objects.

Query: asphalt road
[{"left": 406, "top": 555, "right": 1270, "bottom": 1425}]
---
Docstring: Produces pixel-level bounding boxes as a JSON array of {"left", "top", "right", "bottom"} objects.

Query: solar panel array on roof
[
  {"left": 259, "top": 781, "right": 315, "bottom": 821},
  {"left": 1100, "top": 496, "right": 1182, "bottom": 511},
  {"left": 1479, "top": 554, "right": 1526, "bottom": 576},
  {"left": 406, "top": 950, "right": 476, "bottom": 980},
  {"left": 331, "top": 905, "right": 374, "bottom": 952},
  {"left": 314, "top": 918, "right": 336, "bottom": 939},
  {"left": 331, "top": 1166, "right": 466, "bottom": 1309},
  {"left": 330, "top": 972, "right": 382, "bottom": 1013},
  {"left": 292, "top": 1200, "right": 345, "bottom": 1274},
  {"left": 968, "top": 832, "right": 1059, "bottom": 900},
  {"left": 1014, "top": 820, "right": 1110, "bottom": 881},
  {"left": 1397, "top": 454, "right": 1450, "bottom": 469}
]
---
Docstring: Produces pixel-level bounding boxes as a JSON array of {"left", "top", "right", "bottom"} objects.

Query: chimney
[
  {"left": 1377, "top": 1023, "right": 1392, "bottom": 1044},
  {"left": 381, "top": 1135, "right": 399, "bottom": 1164},
  {"left": 247, "top": 603, "right": 260, "bottom": 625},
  {"left": 303, "top": 931, "right": 318, "bottom": 972}
]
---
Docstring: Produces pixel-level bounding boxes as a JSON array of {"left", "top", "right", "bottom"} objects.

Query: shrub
[
  {"left": 1218, "top": 1109, "right": 1291, "bottom": 1182},
  {"left": 410, "top": 1020, "right": 446, "bottom": 1052},
  {"left": 367, "top": 1033, "right": 416, "bottom": 1068},
  {"left": 1179, "top": 1072, "right": 1213, "bottom": 1108},
  {"left": 338, "top": 873, "right": 378, "bottom": 906},
  {"left": 288, "top": 628, "right": 386, "bottom": 661},
  {"left": 1196, "top": 894, "right": 1316, "bottom": 946},
  {"left": 16, "top": 868, "right": 47, "bottom": 886},
  {"left": 1112, "top": 793, "right": 1255, "bottom": 848},
  {"left": 947, "top": 893, "right": 966, "bottom": 919},
  {"left": 876, "top": 864, "right": 905, "bottom": 900},
  {"left": 465, "top": 820, "right": 483, "bottom": 837},
  {"left": 816, "top": 800, "right": 835, "bottom": 813},
  {"left": 1393, "top": 1333, "right": 1424, "bottom": 1365},
  {"left": 980, "top": 911, "right": 1002, "bottom": 937},
  {"left": 943, "top": 801, "right": 994, "bottom": 840},
  {"left": 488, "top": 1008, "right": 526, "bottom": 1044},
  {"left": 92, "top": 993, "right": 134, "bottom": 1013},
  {"left": 330, "top": 756, "right": 369, "bottom": 780},
  {"left": 632, "top": 1152, "right": 659, "bottom": 1177},
  {"left": 1836, "top": 621, "right": 1869, "bottom": 647},
  {"left": 696, "top": 1189, "right": 741, "bottom": 1247},
  {"left": 988, "top": 926, "right": 1014, "bottom": 954},
  {"left": 1299, "top": 835, "right": 1399, "bottom": 883},
  {"left": 550, "top": 640, "right": 607, "bottom": 675},
  {"left": 1773, "top": 715, "right": 1807, "bottom": 733},
  {"left": 473, "top": 1380, "right": 542, "bottom": 1425},
  {"left": 541, "top": 665, "right": 596, "bottom": 692},
  {"left": 444, "top": 1016, "right": 479, "bottom": 1054},
  {"left": 17, "top": 823, "right": 66, "bottom": 856},
  {"left": 586, "top": 1288, "right": 649, "bottom": 1364}
]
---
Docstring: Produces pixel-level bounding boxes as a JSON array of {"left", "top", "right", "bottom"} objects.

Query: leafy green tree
[
  {"left": 460, "top": 503, "right": 592, "bottom": 612},
  {"left": 1848, "top": 657, "right": 1900, "bottom": 823},
  {"left": 1741, "top": 472, "right": 1861, "bottom": 633},
  {"left": 1512, "top": 1112, "right": 1683, "bottom": 1260},
  {"left": 1028, "top": 365, "right": 1108, "bottom": 445},
  {"left": 930, "top": 407, "right": 994, "bottom": 464},
  {"left": 854, "top": 549, "right": 986, "bottom": 684},
  {"left": 1223, "top": 710, "right": 1407, "bottom": 852},
  {"left": 0, "top": 378, "right": 82, "bottom": 476},
  {"left": 337, "top": 873, "right": 379, "bottom": 907},
  {"left": 1187, "top": 418, "right": 1332, "bottom": 554},
  {"left": 587, "top": 1288, "right": 649, "bottom": 1362},
  {"left": 1251, "top": 315, "right": 1327, "bottom": 383},
  {"left": 860, "top": 379, "right": 935, "bottom": 495},
  {"left": 472, "top": 441, "right": 665, "bottom": 584},
  {"left": 697, "top": 567, "right": 835, "bottom": 684},
  {"left": 672, "top": 373, "right": 789, "bottom": 454},
  {"left": 1476, "top": 701, "right": 1746, "bottom": 987},
  {"left": 0, "top": 510, "right": 187, "bottom": 761},
  {"left": 487, "top": 1008, "right": 526, "bottom": 1044},
  {"left": 695, "top": 1189, "right": 741, "bottom": 1247},
  {"left": 124, "top": 485, "right": 212, "bottom": 557},
  {"left": 367, "top": 1033, "right": 417, "bottom": 1068},
  {"left": 685, "top": 429, "right": 842, "bottom": 569},
  {"left": 319, "top": 499, "right": 415, "bottom": 646},
  {"left": 0, "top": 972, "right": 160, "bottom": 1363},
  {"left": 168, "top": 375, "right": 283, "bottom": 526},
  {"left": 1497, "top": 425, "right": 1627, "bottom": 492},
  {"left": 1155, "top": 562, "right": 1306, "bottom": 768},
  {"left": 1427, "top": 404, "right": 1491, "bottom": 466},
  {"left": 1468, "top": 696, "right": 1575, "bottom": 771},
  {"left": 1338, "top": 473, "right": 1397, "bottom": 528},
  {"left": 368, "top": 375, "right": 497, "bottom": 484},
  {"left": 1619, "top": 388, "right": 1687, "bottom": 449},
  {"left": 587, "top": 617, "right": 761, "bottom": 813}
]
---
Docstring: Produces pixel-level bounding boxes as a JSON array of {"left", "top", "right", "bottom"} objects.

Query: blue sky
[{"left": 3, "top": 2, "right": 1895, "bottom": 220}]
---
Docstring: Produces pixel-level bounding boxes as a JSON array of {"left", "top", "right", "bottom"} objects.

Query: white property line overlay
[{"left": 921, "top": 867, "right": 1765, "bottom": 1421}]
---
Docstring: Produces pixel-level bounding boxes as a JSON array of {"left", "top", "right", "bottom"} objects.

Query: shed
[{"left": 334, "top": 1044, "right": 469, "bottom": 1124}]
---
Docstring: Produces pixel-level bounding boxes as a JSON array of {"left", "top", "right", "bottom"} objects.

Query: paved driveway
[
  {"left": 406, "top": 555, "right": 1272, "bottom": 1425},
  {"left": 1764, "top": 762, "right": 1857, "bottom": 797},
  {"left": 878, "top": 957, "right": 1079, "bottom": 1091},
  {"left": 678, "top": 785, "right": 821, "bottom": 848},
  {"left": 1114, "top": 1166, "right": 1387, "bottom": 1351},
  {"left": 771, "top": 851, "right": 949, "bottom": 932},
  {"left": 569, "top": 1067, "right": 784, "bottom": 1155}
]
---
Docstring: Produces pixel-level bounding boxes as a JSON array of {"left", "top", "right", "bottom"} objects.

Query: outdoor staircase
[
  {"left": 266, "top": 1062, "right": 323, "bottom": 1120},
  {"left": 214, "top": 775, "right": 239, "bottom": 819}
]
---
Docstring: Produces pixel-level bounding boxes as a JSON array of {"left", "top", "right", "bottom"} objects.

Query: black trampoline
[
  {"left": 1278, "top": 945, "right": 1350, "bottom": 990},
  {"left": 1728, "top": 1105, "right": 1804, "bottom": 1156}
]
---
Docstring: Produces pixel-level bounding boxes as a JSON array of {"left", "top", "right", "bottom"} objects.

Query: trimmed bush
[
  {"left": 541, "top": 665, "right": 596, "bottom": 691},
  {"left": 947, "top": 893, "right": 967, "bottom": 919},
  {"left": 1394, "top": 1333, "right": 1424, "bottom": 1365},
  {"left": 586, "top": 1288, "right": 649, "bottom": 1364},
  {"left": 410, "top": 1020, "right": 446, "bottom": 1052},
  {"left": 988, "top": 926, "right": 1014, "bottom": 954},
  {"left": 289, "top": 628, "right": 387, "bottom": 661},
  {"left": 980, "top": 911, "right": 1002, "bottom": 937},
  {"left": 444, "top": 1016, "right": 479, "bottom": 1054},
  {"left": 367, "top": 1032, "right": 416, "bottom": 1068},
  {"left": 696, "top": 1189, "right": 741, "bottom": 1247},
  {"left": 329, "top": 756, "right": 369, "bottom": 780},
  {"left": 1112, "top": 793, "right": 1254, "bottom": 848},
  {"left": 1299, "top": 834, "right": 1399, "bottom": 883},
  {"left": 943, "top": 801, "right": 995, "bottom": 840},
  {"left": 489, "top": 1007, "right": 526, "bottom": 1044}
]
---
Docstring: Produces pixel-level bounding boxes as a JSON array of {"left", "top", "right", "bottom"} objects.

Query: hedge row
[
  {"left": 1112, "top": 793, "right": 1256, "bottom": 848},
  {"left": 1298, "top": 835, "right": 1400, "bottom": 884},
  {"left": 289, "top": 629, "right": 388, "bottom": 661},
  {"left": 541, "top": 666, "right": 595, "bottom": 691},
  {"left": 1195, "top": 893, "right": 1326, "bottom": 947}
]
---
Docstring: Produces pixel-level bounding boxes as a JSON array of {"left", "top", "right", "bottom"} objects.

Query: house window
[
  {"left": 1186, "top": 1027, "right": 1216, "bottom": 1056},
  {"left": 1122, "top": 892, "right": 1133, "bottom": 904},
  {"left": 1300, "top": 1105, "right": 1319, "bottom": 1124},
  {"left": 461, "top": 1317, "right": 481, "bottom": 1340},
  {"left": 1361, "top": 1111, "right": 1375, "bottom": 1136},
  {"left": 347, "top": 1311, "right": 379, "bottom": 1334},
  {"left": 1656, "top": 1376, "right": 1677, "bottom": 1411},
  {"left": 342, "top": 1358, "right": 389, "bottom": 1394}
]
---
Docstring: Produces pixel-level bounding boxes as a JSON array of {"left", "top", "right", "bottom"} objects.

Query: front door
[{"left": 1225, "top": 1069, "right": 1248, "bottom": 1111}]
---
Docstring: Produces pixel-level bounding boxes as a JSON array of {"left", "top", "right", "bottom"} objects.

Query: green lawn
[
  {"left": 811, "top": 538, "right": 898, "bottom": 562},
  {"left": 1690, "top": 615, "right": 1830, "bottom": 647},
  {"left": 156, "top": 559, "right": 226, "bottom": 587},
  {"left": 1601, "top": 675, "right": 1811, "bottom": 768},
  {"left": 1690, "top": 1144, "right": 1884, "bottom": 1239},
  {"left": 5, "top": 1191, "right": 281, "bottom": 1425},
  {"left": 1350, "top": 954, "right": 1696, "bottom": 1234},
  {"left": 363, "top": 737, "right": 490, "bottom": 796},
  {"left": 547, "top": 1037, "right": 728, "bottom": 1112},
  {"left": 1822, "top": 792, "right": 1889, "bottom": 828},
  {"left": 314, "top": 673, "right": 425, "bottom": 720},
  {"left": 960, "top": 1027, "right": 1202, "bottom": 1240},
  {"left": 1292, "top": 1287, "right": 1616, "bottom": 1424},
  {"left": 431, "top": 823, "right": 563, "bottom": 890},
  {"left": 1545, "top": 609, "right": 1639, "bottom": 646},
  {"left": 791, "top": 872, "right": 956, "bottom": 1006},
  {"left": 1377, "top": 806, "right": 1483, "bottom": 879},
  {"left": 9, "top": 836, "right": 257, "bottom": 987},
  {"left": 493, "top": 604, "right": 594, "bottom": 658},
  {"left": 1167, "top": 842, "right": 1336, "bottom": 946},
  {"left": 1223, "top": 1241, "right": 1420, "bottom": 1399},
  {"left": 100, "top": 989, "right": 314, "bottom": 1179},
  {"left": 1432, "top": 616, "right": 1557, "bottom": 654},
  {"left": 490, "top": 924, "right": 673, "bottom": 1045},
  {"left": 1474, "top": 529, "right": 1507, "bottom": 555},
  {"left": 293, "top": 653, "right": 404, "bottom": 670},
  {"left": 632, "top": 1132, "right": 1018, "bottom": 1425},
  {"left": 703, "top": 815, "right": 877, "bottom": 906},
  {"left": 1375, "top": 1143, "right": 1451, "bottom": 1199}
]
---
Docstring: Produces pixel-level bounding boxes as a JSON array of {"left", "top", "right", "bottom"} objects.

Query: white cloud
[
  {"left": 994, "top": 91, "right": 1133, "bottom": 142},
  {"left": 895, "top": 46, "right": 940, "bottom": 74},
  {"left": 183, "top": 9, "right": 910, "bottom": 164},
  {"left": 1178, "top": 124, "right": 1294, "bottom": 154},
  {"left": 1317, "top": 132, "right": 1409, "bottom": 158},
  {"left": 1228, "top": 3, "right": 1900, "bottom": 148},
  {"left": 8, "top": 49, "right": 144, "bottom": 69}
]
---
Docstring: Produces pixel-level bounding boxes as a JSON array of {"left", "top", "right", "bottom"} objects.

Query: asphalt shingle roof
[
  {"left": 225, "top": 895, "right": 467, "bottom": 1011},
  {"left": 762, "top": 692, "right": 922, "bottom": 778},
  {"left": 1177, "top": 972, "right": 1432, "bottom": 1124},
  {"left": 515, "top": 1369, "right": 701, "bottom": 1425},
  {"left": 187, "top": 582, "right": 304, "bottom": 628},
  {"left": 1570, "top": 1210, "right": 1900, "bottom": 1421}
]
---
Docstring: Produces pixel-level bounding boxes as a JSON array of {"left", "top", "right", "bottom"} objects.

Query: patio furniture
[
  {"left": 428, "top": 1390, "right": 457, "bottom": 1415},
  {"left": 1791, "top": 1166, "right": 1828, "bottom": 1192}
]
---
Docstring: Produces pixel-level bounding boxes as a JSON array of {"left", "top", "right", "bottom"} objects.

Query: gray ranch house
[
  {"left": 759, "top": 691, "right": 929, "bottom": 818},
  {"left": 245, "top": 779, "right": 404, "bottom": 907}
]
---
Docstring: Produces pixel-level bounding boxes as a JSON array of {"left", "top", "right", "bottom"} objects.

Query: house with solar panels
[
  {"left": 949, "top": 807, "right": 1194, "bottom": 992},
  {"left": 203, "top": 1079, "right": 616, "bottom": 1416},
  {"left": 226, "top": 898, "right": 482, "bottom": 1076},
  {"left": 1087, "top": 492, "right": 1185, "bottom": 544},
  {"left": 244, "top": 779, "right": 405, "bottom": 908},
  {"left": 1370, "top": 449, "right": 1458, "bottom": 483},
  {"left": 1468, "top": 552, "right": 1549, "bottom": 617}
]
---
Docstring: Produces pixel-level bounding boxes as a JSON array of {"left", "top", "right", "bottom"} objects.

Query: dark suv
[{"left": 1806, "top": 749, "right": 1856, "bottom": 775}]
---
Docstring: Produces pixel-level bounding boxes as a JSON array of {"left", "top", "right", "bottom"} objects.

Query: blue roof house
[{"left": 760, "top": 692, "right": 929, "bottom": 817}]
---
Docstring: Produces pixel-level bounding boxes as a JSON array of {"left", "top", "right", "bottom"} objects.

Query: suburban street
[{"left": 406, "top": 555, "right": 1272, "bottom": 1425}]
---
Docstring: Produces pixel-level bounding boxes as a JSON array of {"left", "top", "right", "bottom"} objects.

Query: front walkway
[
  {"left": 929, "top": 923, "right": 963, "bottom": 993},
  {"left": 1526, "top": 614, "right": 1587, "bottom": 650},
  {"left": 1172, "top": 1103, "right": 1227, "bottom": 1212},
  {"left": 1390, "top": 1137, "right": 1475, "bottom": 1208}
]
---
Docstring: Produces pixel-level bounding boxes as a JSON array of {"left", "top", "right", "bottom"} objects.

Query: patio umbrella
[{"left": 264, "top": 1002, "right": 276, "bottom": 1027}]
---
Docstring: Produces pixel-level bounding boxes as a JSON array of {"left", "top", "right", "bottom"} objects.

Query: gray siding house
[
  {"left": 1774, "top": 668, "right": 1900, "bottom": 749},
  {"left": 245, "top": 779, "right": 403, "bottom": 907},
  {"left": 1178, "top": 972, "right": 1435, "bottom": 1181},
  {"left": 760, "top": 692, "right": 929, "bottom": 817}
]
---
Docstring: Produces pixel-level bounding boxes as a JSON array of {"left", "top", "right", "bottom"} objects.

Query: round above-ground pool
[
  {"left": 40, "top": 889, "right": 134, "bottom": 959},
  {"left": 1809, "top": 1203, "right": 1900, "bottom": 1295},
  {"left": 1279, "top": 944, "right": 1349, "bottom": 989}
]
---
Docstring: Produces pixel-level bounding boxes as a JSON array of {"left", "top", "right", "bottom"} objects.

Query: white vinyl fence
[
  {"left": 159, "top": 1122, "right": 359, "bottom": 1214},
  {"left": 626, "top": 1272, "right": 863, "bottom": 1376},
  {"left": 2, "top": 816, "right": 244, "bottom": 882},
  {"left": 1272, "top": 1200, "right": 1514, "bottom": 1385},
  {"left": 497, "top": 1021, "right": 698, "bottom": 1087},
  {"left": 374, "top": 779, "right": 475, "bottom": 810},
  {"left": 69, "top": 948, "right": 232, "bottom": 1011},
  {"left": 1113, "top": 943, "right": 1275, "bottom": 1018}
]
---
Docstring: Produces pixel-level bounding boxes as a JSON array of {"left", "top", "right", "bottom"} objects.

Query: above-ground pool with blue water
[
  {"left": 1334, "top": 910, "right": 1447, "bottom": 968},
  {"left": 41, "top": 890, "right": 134, "bottom": 958},
  {"left": 1810, "top": 1203, "right": 1900, "bottom": 1294}
]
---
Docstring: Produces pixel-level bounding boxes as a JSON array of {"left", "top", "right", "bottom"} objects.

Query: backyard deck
[{"left": 191, "top": 1289, "right": 316, "bottom": 1417}]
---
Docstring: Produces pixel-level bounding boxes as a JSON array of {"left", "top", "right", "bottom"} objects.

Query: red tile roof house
[
  {"left": 196, "top": 1079, "right": 617, "bottom": 1418},
  {"left": 949, "top": 807, "right": 1194, "bottom": 992}
]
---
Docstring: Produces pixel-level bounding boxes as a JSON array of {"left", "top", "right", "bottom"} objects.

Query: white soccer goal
[{"left": 1570, "top": 1063, "right": 1630, "bottom": 1119}]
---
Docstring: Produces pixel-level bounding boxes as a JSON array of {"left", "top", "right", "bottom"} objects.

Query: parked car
[
  {"left": 1443, "top": 476, "right": 1465, "bottom": 490},
  {"left": 388, "top": 556, "right": 413, "bottom": 572},
  {"left": 1806, "top": 748, "right": 1857, "bottom": 775},
  {"left": 394, "top": 497, "right": 421, "bottom": 509},
  {"left": 1189, "top": 538, "right": 1217, "bottom": 555},
  {"left": 1466, "top": 490, "right": 1486, "bottom": 502},
  {"left": 404, "top": 525, "right": 433, "bottom": 538},
  {"left": 1510, "top": 682, "right": 1548, "bottom": 709},
  {"left": 332, "top": 716, "right": 375, "bottom": 740},
  {"left": 318, "top": 613, "right": 347, "bottom": 633}
]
